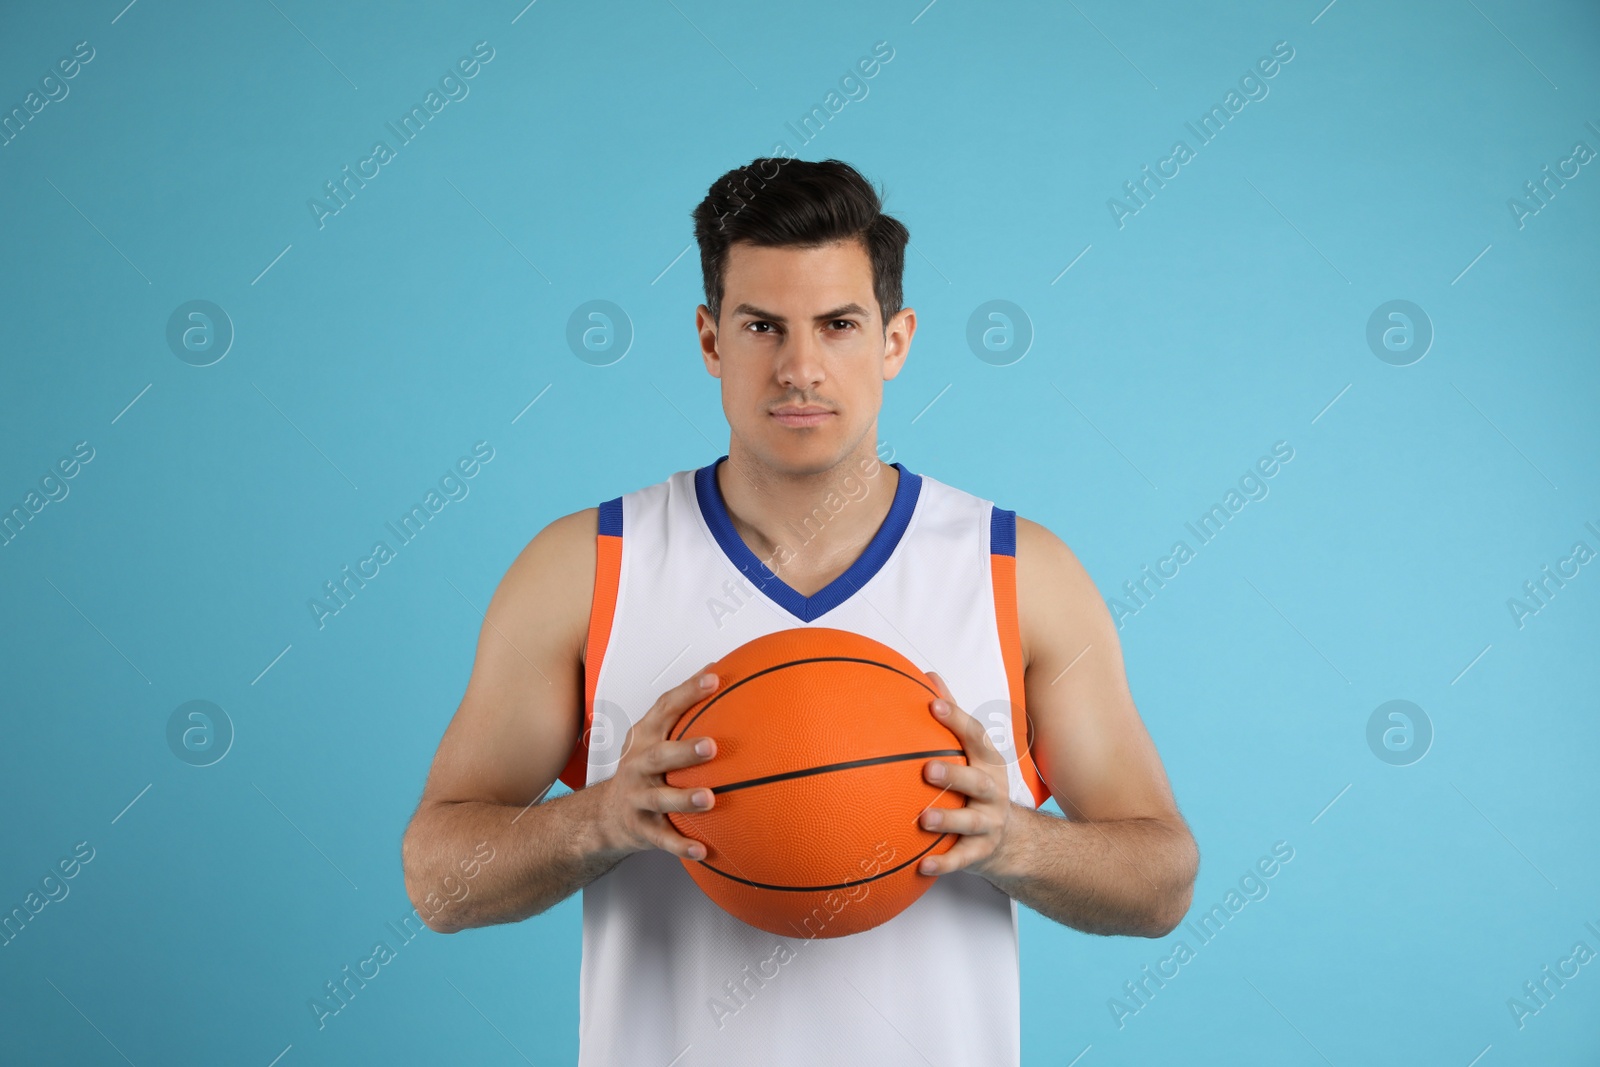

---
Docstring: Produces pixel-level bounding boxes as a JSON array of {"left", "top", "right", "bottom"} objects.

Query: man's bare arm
[
  {"left": 400, "top": 508, "right": 599, "bottom": 932},
  {"left": 972, "top": 803, "right": 1196, "bottom": 937},
  {"left": 400, "top": 508, "right": 725, "bottom": 934},
  {"left": 926, "top": 516, "right": 1198, "bottom": 937},
  {"left": 1011, "top": 515, "right": 1197, "bottom": 935}
]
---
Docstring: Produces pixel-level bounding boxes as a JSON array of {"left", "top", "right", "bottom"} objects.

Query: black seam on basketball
[
  {"left": 696, "top": 833, "right": 950, "bottom": 892},
  {"left": 709, "top": 749, "right": 964, "bottom": 795},
  {"left": 671, "top": 655, "right": 936, "bottom": 740}
]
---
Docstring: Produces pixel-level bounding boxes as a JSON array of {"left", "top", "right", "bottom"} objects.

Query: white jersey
[{"left": 558, "top": 454, "right": 1051, "bottom": 1067}]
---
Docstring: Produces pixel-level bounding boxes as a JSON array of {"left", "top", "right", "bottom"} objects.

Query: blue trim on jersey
[
  {"left": 694, "top": 454, "right": 921, "bottom": 623},
  {"left": 598, "top": 497, "right": 623, "bottom": 537},
  {"left": 989, "top": 506, "right": 1016, "bottom": 557}
]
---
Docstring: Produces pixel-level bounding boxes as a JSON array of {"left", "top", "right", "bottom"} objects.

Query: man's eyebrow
[{"left": 730, "top": 302, "right": 872, "bottom": 323}]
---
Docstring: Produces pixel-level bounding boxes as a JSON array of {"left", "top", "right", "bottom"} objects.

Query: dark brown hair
[{"left": 691, "top": 158, "right": 910, "bottom": 331}]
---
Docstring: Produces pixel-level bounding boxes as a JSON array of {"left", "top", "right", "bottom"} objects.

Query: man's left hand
[{"left": 917, "top": 670, "right": 1017, "bottom": 878}]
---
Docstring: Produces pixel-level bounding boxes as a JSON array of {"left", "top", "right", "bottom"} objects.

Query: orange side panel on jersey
[
  {"left": 991, "top": 551, "right": 1051, "bottom": 808},
  {"left": 557, "top": 530, "right": 622, "bottom": 791}
]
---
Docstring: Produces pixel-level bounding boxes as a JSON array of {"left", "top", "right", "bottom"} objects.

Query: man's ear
[
  {"left": 696, "top": 304, "right": 721, "bottom": 378},
  {"left": 882, "top": 307, "right": 915, "bottom": 381}
]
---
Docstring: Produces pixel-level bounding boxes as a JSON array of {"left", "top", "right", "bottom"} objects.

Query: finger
[
  {"left": 644, "top": 735, "right": 718, "bottom": 775},
  {"left": 927, "top": 681, "right": 971, "bottom": 734},
  {"left": 919, "top": 835, "right": 986, "bottom": 876},
  {"left": 925, "top": 758, "right": 998, "bottom": 801},
  {"left": 642, "top": 782, "right": 716, "bottom": 814},
  {"left": 930, "top": 689, "right": 1005, "bottom": 769},
  {"left": 644, "top": 662, "right": 721, "bottom": 736},
  {"left": 646, "top": 819, "right": 710, "bottom": 861},
  {"left": 920, "top": 802, "right": 989, "bottom": 835}
]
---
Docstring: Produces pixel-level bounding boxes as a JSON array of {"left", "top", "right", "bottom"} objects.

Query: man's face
[{"left": 696, "top": 238, "right": 914, "bottom": 477}]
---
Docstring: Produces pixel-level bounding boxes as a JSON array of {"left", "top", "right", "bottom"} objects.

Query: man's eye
[
  {"left": 747, "top": 322, "right": 774, "bottom": 333},
  {"left": 830, "top": 320, "right": 856, "bottom": 330}
]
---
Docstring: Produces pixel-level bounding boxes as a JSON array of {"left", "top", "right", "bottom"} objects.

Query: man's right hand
[{"left": 593, "top": 663, "right": 722, "bottom": 862}]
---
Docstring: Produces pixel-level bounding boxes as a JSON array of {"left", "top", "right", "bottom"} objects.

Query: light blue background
[{"left": 2, "top": 0, "right": 1597, "bottom": 1063}]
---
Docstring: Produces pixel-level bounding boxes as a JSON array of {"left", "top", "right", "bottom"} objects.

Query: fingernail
[
  {"left": 924, "top": 810, "right": 942, "bottom": 828},
  {"left": 927, "top": 762, "right": 946, "bottom": 781},
  {"left": 931, "top": 700, "right": 949, "bottom": 716},
  {"left": 920, "top": 858, "right": 937, "bottom": 875},
  {"left": 695, "top": 739, "right": 712, "bottom": 756},
  {"left": 694, "top": 790, "right": 711, "bottom": 807},
  {"left": 689, "top": 844, "right": 705, "bottom": 859},
  {"left": 699, "top": 673, "right": 717, "bottom": 689}
]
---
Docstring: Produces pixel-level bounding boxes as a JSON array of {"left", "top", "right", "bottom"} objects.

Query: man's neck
[{"left": 715, "top": 444, "right": 899, "bottom": 595}]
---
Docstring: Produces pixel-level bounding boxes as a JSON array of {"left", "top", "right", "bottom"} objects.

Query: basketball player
[{"left": 401, "top": 158, "right": 1198, "bottom": 1065}]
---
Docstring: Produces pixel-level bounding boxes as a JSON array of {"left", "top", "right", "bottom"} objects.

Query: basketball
[{"left": 664, "top": 627, "right": 968, "bottom": 939}]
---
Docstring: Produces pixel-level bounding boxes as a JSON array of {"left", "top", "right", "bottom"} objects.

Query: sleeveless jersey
[{"left": 556, "top": 454, "right": 1051, "bottom": 1067}]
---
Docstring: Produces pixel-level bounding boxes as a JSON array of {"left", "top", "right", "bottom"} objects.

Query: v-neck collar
[{"left": 694, "top": 454, "right": 922, "bottom": 623}]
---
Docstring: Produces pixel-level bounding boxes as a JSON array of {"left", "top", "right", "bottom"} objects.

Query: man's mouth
[{"left": 771, "top": 406, "right": 834, "bottom": 427}]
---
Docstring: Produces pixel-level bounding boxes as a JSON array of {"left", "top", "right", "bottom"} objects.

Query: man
[{"left": 401, "top": 157, "right": 1198, "bottom": 1065}]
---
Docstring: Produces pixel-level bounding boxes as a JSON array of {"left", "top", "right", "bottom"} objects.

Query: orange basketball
[{"left": 664, "top": 626, "right": 968, "bottom": 939}]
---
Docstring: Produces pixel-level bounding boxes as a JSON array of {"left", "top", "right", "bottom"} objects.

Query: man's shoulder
[
  {"left": 909, "top": 468, "right": 1017, "bottom": 518},
  {"left": 1012, "top": 514, "right": 1106, "bottom": 670},
  {"left": 542, "top": 505, "right": 601, "bottom": 546},
  {"left": 490, "top": 506, "right": 599, "bottom": 664},
  {"left": 533, "top": 460, "right": 705, "bottom": 556},
  {"left": 595, "top": 463, "right": 704, "bottom": 518},
  {"left": 909, "top": 471, "right": 1040, "bottom": 549},
  {"left": 1014, "top": 514, "right": 1077, "bottom": 562},
  {"left": 487, "top": 462, "right": 711, "bottom": 666}
]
